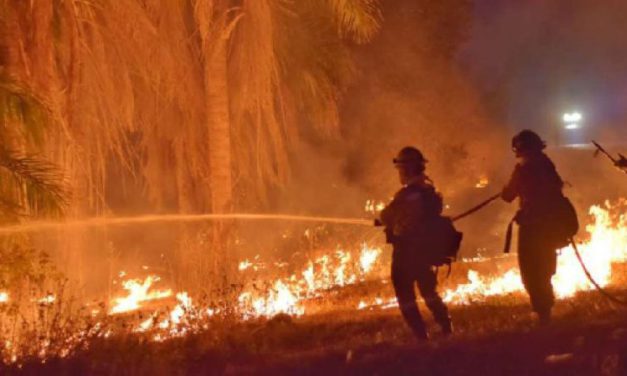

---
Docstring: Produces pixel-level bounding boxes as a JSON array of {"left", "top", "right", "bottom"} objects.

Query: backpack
[
  {"left": 418, "top": 187, "right": 464, "bottom": 267},
  {"left": 421, "top": 216, "right": 463, "bottom": 266},
  {"left": 551, "top": 195, "right": 579, "bottom": 248},
  {"left": 504, "top": 195, "right": 579, "bottom": 253}
]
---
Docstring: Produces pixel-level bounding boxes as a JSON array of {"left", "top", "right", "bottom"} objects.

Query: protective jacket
[
  {"left": 502, "top": 152, "right": 564, "bottom": 225},
  {"left": 379, "top": 180, "right": 442, "bottom": 261}
]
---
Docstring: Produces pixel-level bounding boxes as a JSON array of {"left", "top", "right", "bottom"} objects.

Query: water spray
[
  {"left": 0, "top": 213, "right": 373, "bottom": 235},
  {"left": 0, "top": 192, "right": 506, "bottom": 235}
]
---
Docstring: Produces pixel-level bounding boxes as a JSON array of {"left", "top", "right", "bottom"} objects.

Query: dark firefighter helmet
[
  {"left": 512, "top": 130, "right": 546, "bottom": 153},
  {"left": 393, "top": 146, "right": 427, "bottom": 172}
]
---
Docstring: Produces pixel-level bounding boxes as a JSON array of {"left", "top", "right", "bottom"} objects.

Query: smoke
[
  {"left": 257, "top": 0, "right": 512, "bottom": 257},
  {"left": 279, "top": 0, "right": 627, "bottom": 257},
  {"left": 283, "top": 0, "right": 507, "bottom": 202}
]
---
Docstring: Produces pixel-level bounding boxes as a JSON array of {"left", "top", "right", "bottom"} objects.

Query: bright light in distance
[
  {"left": 564, "top": 123, "right": 580, "bottom": 130},
  {"left": 563, "top": 112, "right": 583, "bottom": 123}
]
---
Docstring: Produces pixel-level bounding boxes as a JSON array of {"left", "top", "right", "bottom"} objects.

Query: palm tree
[
  {"left": 0, "top": 76, "right": 69, "bottom": 221},
  {"left": 2, "top": 0, "right": 381, "bottom": 213},
  {"left": 194, "top": 0, "right": 382, "bottom": 212},
  {"left": 0, "top": 0, "right": 381, "bottom": 292}
]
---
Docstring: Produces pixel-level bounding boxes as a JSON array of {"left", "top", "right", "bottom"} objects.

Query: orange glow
[
  {"left": 358, "top": 200, "right": 626, "bottom": 309},
  {"left": 111, "top": 202, "right": 625, "bottom": 326}
]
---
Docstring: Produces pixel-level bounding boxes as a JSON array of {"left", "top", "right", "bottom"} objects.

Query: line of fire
[{"left": 0, "top": 1, "right": 626, "bottom": 375}]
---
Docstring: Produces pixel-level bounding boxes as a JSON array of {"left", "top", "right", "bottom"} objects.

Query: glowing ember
[
  {"left": 475, "top": 177, "right": 490, "bottom": 188},
  {"left": 110, "top": 276, "right": 173, "bottom": 314},
  {"left": 37, "top": 295, "right": 56, "bottom": 305},
  {"left": 365, "top": 200, "right": 386, "bottom": 214},
  {"left": 0, "top": 292, "right": 8, "bottom": 303},
  {"left": 239, "top": 260, "right": 253, "bottom": 271}
]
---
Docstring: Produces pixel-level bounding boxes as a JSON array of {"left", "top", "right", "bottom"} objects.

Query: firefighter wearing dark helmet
[
  {"left": 502, "top": 130, "right": 567, "bottom": 325},
  {"left": 378, "top": 147, "right": 452, "bottom": 340}
]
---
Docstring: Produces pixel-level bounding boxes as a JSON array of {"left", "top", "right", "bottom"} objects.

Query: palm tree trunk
[
  {"left": 206, "top": 38, "right": 232, "bottom": 215},
  {"left": 194, "top": 1, "right": 237, "bottom": 292}
]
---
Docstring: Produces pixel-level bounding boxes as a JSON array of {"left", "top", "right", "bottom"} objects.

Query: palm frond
[
  {"left": 0, "top": 76, "right": 52, "bottom": 147},
  {"left": 324, "top": 0, "right": 382, "bottom": 44},
  {"left": 0, "top": 148, "right": 69, "bottom": 218}
]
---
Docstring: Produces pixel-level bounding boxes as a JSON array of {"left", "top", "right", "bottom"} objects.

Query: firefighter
[
  {"left": 501, "top": 130, "right": 566, "bottom": 325},
  {"left": 377, "top": 147, "right": 452, "bottom": 340}
]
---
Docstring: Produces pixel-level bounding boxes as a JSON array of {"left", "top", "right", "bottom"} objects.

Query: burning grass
[
  {"left": 4, "top": 286, "right": 627, "bottom": 375},
  {"left": 0, "top": 200, "right": 625, "bottom": 371}
]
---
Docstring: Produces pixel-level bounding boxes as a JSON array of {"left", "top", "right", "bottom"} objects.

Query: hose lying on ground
[{"left": 570, "top": 237, "right": 627, "bottom": 307}]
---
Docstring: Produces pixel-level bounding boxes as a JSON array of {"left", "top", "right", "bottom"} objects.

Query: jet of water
[{"left": 0, "top": 213, "right": 373, "bottom": 235}]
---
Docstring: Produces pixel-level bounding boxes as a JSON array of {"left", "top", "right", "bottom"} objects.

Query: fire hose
[
  {"left": 450, "top": 193, "right": 501, "bottom": 222},
  {"left": 569, "top": 237, "right": 627, "bottom": 306}
]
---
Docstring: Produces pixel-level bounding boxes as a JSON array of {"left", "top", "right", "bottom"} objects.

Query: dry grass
[{"left": 1, "top": 281, "right": 625, "bottom": 375}]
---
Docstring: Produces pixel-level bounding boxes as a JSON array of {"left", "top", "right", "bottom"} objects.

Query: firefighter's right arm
[{"left": 501, "top": 165, "right": 520, "bottom": 203}]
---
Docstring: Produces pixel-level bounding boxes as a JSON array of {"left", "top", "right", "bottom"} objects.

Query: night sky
[{"left": 460, "top": 0, "right": 627, "bottom": 145}]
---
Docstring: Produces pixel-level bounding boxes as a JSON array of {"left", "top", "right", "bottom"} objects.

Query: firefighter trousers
[
  {"left": 391, "top": 258, "right": 451, "bottom": 338},
  {"left": 518, "top": 224, "right": 558, "bottom": 316}
]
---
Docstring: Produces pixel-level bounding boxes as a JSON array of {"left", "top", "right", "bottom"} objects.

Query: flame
[
  {"left": 358, "top": 200, "right": 626, "bottom": 309},
  {"left": 443, "top": 270, "right": 524, "bottom": 304},
  {"left": 242, "top": 280, "right": 304, "bottom": 318},
  {"left": 359, "top": 245, "right": 382, "bottom": 274},
  {"left": 553, "top": 201, "right": 626, "bottom": 297},
  {"left": 440, "top": 201, "right": 626, "bottom": 305},
  {"left": 444, "top": 200, "right": 627, "bottom": 304},
  {"left": 118, "top": 200, "right": 626, "bottom": 322},
  {"left": 365, "top": 200, "right": 386, "bottom": 214},
  {"left": 109, "top": 276, "right": 173, "bottom": 314},
  {"left": 475, "top": 177, "right": 490, "bottom": 188},
  {"left": 110, "top": 201, "right": 625, "bottom": 328},
  {"left": 238, "top": 260, "right": 253, "bottom": 271},
  {"left": 2, "top": 201, "right": 624, "bottom": 362},
  {"left": 128, "top": 243, "right": 385, "bottom": 335},
  {"left": 37, "top": 294, "right": 55, "bottom": 305},
  {"left": 234, "top": 244, "right": 385, "bottom": 317}
]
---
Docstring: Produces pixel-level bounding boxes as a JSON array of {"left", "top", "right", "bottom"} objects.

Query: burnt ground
[{"left": 3, "top": 284, "right": 627, "bottom": 376}]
